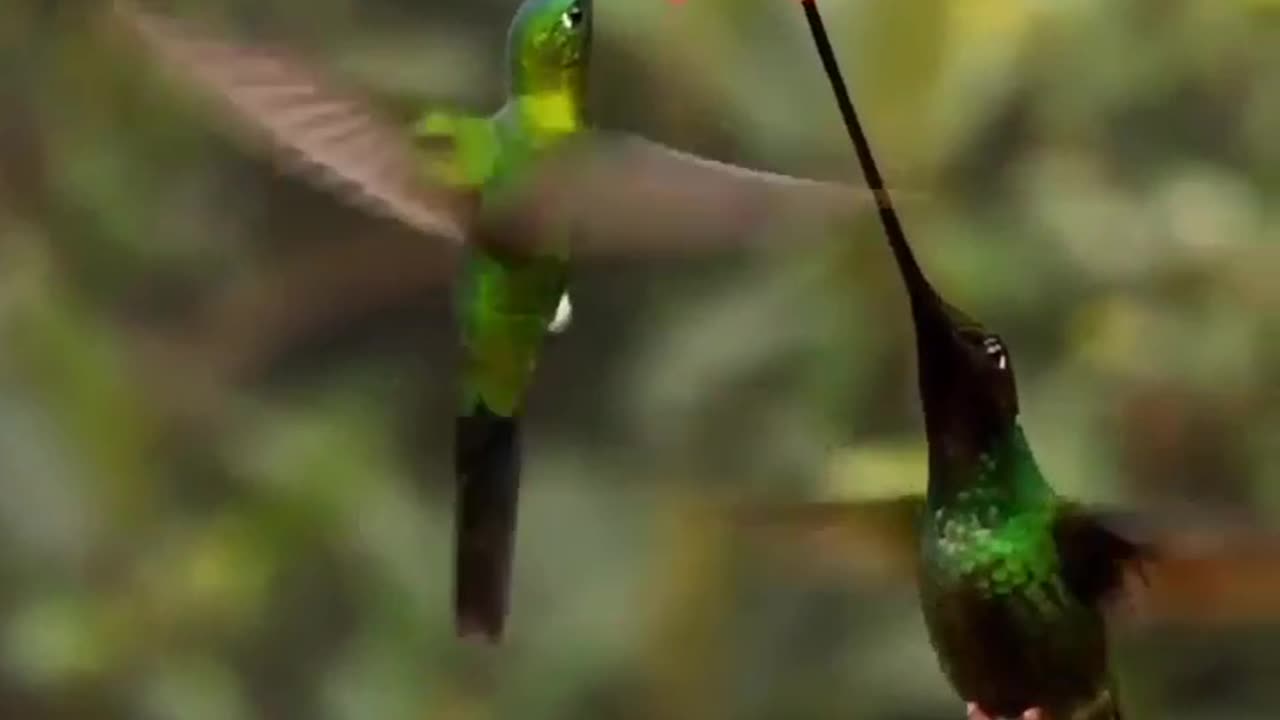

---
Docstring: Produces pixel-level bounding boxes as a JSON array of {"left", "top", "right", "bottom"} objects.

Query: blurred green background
[{"left": 2, "top": 0, "right": 1279, "bottom": 718}]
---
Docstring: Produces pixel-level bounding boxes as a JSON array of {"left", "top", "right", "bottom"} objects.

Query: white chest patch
[{"left": 547, "top": 291, "right": 573, "bottom": 334}]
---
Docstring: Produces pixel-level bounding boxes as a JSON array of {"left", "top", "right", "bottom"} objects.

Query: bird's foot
[{"left": 966, "top": 702, "right": 1045, "bottom": 720}]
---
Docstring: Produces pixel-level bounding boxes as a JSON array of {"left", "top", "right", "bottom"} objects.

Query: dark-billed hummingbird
[
  {"left": 112, "top": 0, "right": 906, "bottom": 643},
  {"left": 745, "top": 2, "right": 1280, "bottom": 718},
  {"left": 799, "top": 8, "right": 1134, "bottom": 715}
]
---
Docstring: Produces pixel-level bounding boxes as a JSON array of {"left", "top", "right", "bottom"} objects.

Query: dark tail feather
[{"left": 454, "top": 405, "right": 522, "bottom": 642}]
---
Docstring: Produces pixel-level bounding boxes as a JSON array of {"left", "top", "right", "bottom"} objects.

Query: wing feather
[
  {"left": 113, "top": 4, "right": 923, "bottom": 257},
  {"left": 731, "top": 497, "right": 923, "bottom": 583},
  {"left": 113, "top": 3, "right": 472, "bottom": 243},
  {"left": 505, "top": 133, "right": 918, "bottom": 256},
  {"left": 1056, "top": 503, "right": 1280, "bottom": 625}
]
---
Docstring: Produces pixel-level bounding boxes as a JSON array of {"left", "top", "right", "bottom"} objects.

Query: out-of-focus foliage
[{"left": 1, "top": 0, "right": 1278, "bottom": 718}]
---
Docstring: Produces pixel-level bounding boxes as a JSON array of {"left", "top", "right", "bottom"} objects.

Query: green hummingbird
[
  {"left": 732, "top": 2, "right": 1280, "bottom": 718},
  {"left": 437, "top": 0, "right": 591, "bottom": 645},
  {"left": 113, "top": 0, "right": 905, "bottom": 643}
]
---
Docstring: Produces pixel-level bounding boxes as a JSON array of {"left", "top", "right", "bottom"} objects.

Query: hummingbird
[
  {"left": 111, "top": 0, "right": 907, "bottom": 643},
  {"left": 436, "top": 0, "right": 590, "bottom": 645},
  {"left": 730, "top": 2, "right": 1280, "bottom": 718}
]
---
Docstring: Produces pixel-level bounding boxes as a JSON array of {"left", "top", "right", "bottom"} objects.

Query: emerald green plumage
[
  {"left": 920, "top": 425, "right": 1122, "bottom": 719},
  {"left": 449, "top": 0, "right": 591, "bottom": 642},
  {"left": 456, "top": 246, "right": 566, "bottom": 416},
  {"left": 443, "top": 0, "right": 588, "bottom": 417},
  {"left": 454, "top": 103, "right": 576, "bottom": 419},
  {"left": 922, "top": 427, "right": 1059, "bottom": 597}
]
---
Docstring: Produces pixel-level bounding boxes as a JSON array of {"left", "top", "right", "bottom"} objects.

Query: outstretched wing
[
  {"left": 113, "top": 4, "right": 916, "bottom": 259},
  {"left": 112, "top": 2, "right": 473, "bottom": 243},
  {"left": 1055, "top": 503, "right": 1280, "bottom": 625},
  {"left": 1053, "top": 504, "right": 1150, "bottom": 607},
  {"left": 731, "top": 497, "right": 923, "bottom": 583},
  {"left": 498, "top": 132, "right": 918, "bottom": 257},
  {"left": 737, "top": 497, "right": 1280, "bottom": 625}
]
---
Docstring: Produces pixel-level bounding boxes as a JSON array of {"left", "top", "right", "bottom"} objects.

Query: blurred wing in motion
[
  {"left": 111, "top": 2, "right": 473, "bottom": 243},
  {"left": 731, "top": 497, "right": 923, "bottom": 584},
  {"left": 503, "top": 133, "right": 920, "bottom": 257},
  {"left": 1060, "top": 505, "right": 1280, "bottom": 626},
  {"left": 113, "top": 3, "right": 920, "bottom": 259},
  {"left": 737, "top": 497, "right": 1280, "bottom": 626}
]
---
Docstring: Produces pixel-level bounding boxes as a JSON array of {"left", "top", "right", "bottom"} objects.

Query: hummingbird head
[
  {"left": 507, "top": 0, "right": 592, "bottom": 96},
  {"left": 793, "top": 0, "right": 1029, "bottom": 495},
  {"left": 905, "top": 269, "right": 1021, "bottom": 471},
  {"left": 878, "top": 222, "right": 1019, "bottom": 470}
]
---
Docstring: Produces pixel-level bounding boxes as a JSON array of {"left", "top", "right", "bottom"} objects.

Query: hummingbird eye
[
  {"left": 982, "top": 336, "right": 1008, "bottom": 372},
  {"left": 562, "top": 4, "right": 584, "bottom": 29}
]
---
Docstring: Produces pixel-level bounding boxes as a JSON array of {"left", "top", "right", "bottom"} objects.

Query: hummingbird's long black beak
[
  {"left": 795, "top": 1, "right": 956, "bottom": 355},
  {"left": 797, "top": 0, "right": 1009, "bottom": 443}
]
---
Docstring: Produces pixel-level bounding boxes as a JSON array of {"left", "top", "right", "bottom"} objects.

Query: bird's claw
[{"left": 966, "top": 702, "right": 1045, "bottom": 720}]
